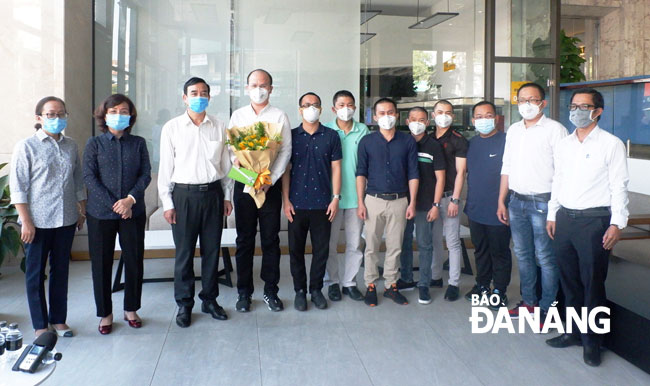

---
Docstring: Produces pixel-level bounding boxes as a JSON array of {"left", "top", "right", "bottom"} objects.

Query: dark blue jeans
[{"left": 24, "top": 224, "right": 76, "bottom": 330}]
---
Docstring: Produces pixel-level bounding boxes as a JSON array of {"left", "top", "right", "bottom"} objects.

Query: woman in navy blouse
[{"left": 83, "top": 94, "right": 151, "bottom": 335}]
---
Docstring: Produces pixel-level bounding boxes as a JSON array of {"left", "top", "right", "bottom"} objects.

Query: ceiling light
[
  {"left": 361, "top": 33, "right": 376, "bottom": 44},
  {"left": 361, "top": 10, "right": 382, "bottom": 25},
  {"left": 408, "top": 0, "right": 459, "bottom": 29}
]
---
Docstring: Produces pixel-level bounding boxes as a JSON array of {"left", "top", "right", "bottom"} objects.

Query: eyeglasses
[
  {"left": 568, "top": 104, "right": 595, "bottom": 111},
  {"left": 41, "top": 113, "right": 69, "bottom": 119},
  {"left": 517, "top": 98, "right": 542, "bottom": 105},
  {"left": 300, "top": 103, "right": 321, "bottom": 109}
]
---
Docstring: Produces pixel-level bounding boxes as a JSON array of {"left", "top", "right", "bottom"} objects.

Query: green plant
[
  {"left": 559, "top": 29, "right": 587, "bottom": 83},
  {"left": 0, "top": 162, "right": 23, "bottom": 271}
]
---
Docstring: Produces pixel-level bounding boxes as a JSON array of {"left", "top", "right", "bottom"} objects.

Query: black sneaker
[
  {"left": 294, "top": 290, "right": 308, "bottom": 311},
  {"left": 489, "top": 289, "right": 508, "bottom": 311},
  {"left": 328, "top": 284, "right": 342, "bottom": 301},
  {"left": 236, "top": 294, "right": 252, "bottom": 312},
  {"left": 464, "top": 284, "right": 490, "bottom": 302},
  {"left": 342, "top": 286, "right": 365, "bottom": 301},
  {"left": 444, "top": 285, "right": 459, "bottom": 301},
  {"left": 396, "top": 278, "right": 416, "bottom": 291},
  {"left": 263, "top": 292, "right": 284, "bottom": 312},
  {"left": 310, "top": 290, "right": 328, "bottom": 309},
  {"left": 418, "top": 286, "right": 432, "bottom": 305},
  {"left": 364, "top": 284, "right": 378, "bottom": 307},
  {"left": 430, "top": 278, "right": 443, "bottom": 288},
  {"left": 383, "top": 283, "right": 409, "bottom": 305}
]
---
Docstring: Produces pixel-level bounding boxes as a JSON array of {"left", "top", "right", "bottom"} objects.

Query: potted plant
[{"left": 0, "top": 162, "right": 23, "bottom": 273}]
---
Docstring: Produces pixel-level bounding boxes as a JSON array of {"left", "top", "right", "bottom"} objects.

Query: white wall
[{"left": 627, "top": 158, "right": 650, "bottom": 195}]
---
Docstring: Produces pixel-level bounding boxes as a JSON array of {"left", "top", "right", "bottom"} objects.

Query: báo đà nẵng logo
[{"left": 468, "top": 294, "right": 610, "bottom": 334}]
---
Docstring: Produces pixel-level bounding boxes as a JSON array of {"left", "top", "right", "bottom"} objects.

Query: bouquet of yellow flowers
[{"left": 226, "top": 121, "right": 283, "bottom": 208}]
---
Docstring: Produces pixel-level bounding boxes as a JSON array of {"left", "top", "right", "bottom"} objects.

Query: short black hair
[
  {"left": 373, "top": 97, "right": 397, "bottom": 114},
  {"left": 247, "top": 69, "right": 273, "bottom": 86},
  {"left": 34, "top": 96, "right": 66, "bottom": 130},
  {"left": 570, "top": 87, "right": 604, "bottom": 121},
  {"left": 433, "top": 99, "right": 454, "bottom": 111},
  {"left": 408, "top": 106, "right": 428, "bottom": 117},
  {"left": 299, "top": 92, "right": 321, "bottom": 107},
  {"left": 332, "top": 90, "right": 355, "bottom": 105},
  {"left": 183, "top": 77, "right": 210, "bottom": 95},
  {"left": 94, "top": 93, "right": 138, "bottom": 133},
  {"left": 472, "top": 101, "right": 497, "bottom": 117},
  {"left": 517, "top": 82, "right": 546, "bottom": 100}
]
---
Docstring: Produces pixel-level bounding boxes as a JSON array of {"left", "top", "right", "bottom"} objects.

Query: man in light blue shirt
[{"left": 323, "top": 90, "right": 369, "bottom": 302}]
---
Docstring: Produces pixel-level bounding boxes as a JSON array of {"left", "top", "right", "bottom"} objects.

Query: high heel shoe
[
  {"left": 98, "top": 322, "right": 112, "bottom": 335},
  {"left": 124, "top": 313, "right": 142, "bottom": 328}
]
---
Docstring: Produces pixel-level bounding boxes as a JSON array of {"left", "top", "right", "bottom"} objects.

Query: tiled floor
[{"left": 1, "top": 253, "right": 649, "bottom": 386}]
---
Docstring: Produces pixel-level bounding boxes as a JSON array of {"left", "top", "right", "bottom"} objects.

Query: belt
[
  {"left": 511, "top": 191, "right": 551, "bottom": 202},
  {"left": 174, "top": 180, "right": 221, "bottom": 192},
  {"left": 368, "top": 192, "right": 407, "bottom": 201},
  {"left": 443, "top": 190, "right": 454, "bottom": 198},
  {"left": 560, "top": 206, "right": 611, "bottom": 218}
]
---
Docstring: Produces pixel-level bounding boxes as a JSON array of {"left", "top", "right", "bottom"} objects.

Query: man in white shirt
[
  {"left": 158, "top": 77, "right": 233, "bottom": 328},
  {"left": 228, "top": 69, "right": 292, "bottom": 313},
  {"left": 497, "top": 83, "right": 568, "bottom": 322},
  {"left": 545, "top": 88, "right": 628, "bottom": 367}
]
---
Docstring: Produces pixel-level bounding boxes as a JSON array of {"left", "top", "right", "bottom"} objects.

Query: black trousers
[
  {"left": 233, "top": 181, "right": 282, "bottom": 295},
  {"left": 553, "top": 209, "right": 611, "bottom": 347},
  {"left": 87, "top": 213, "right": 146, "bottom": 317},
  {"left": 468, "top": 219, "right": 512, "bottom": 292},
  {"left": 172, "top": 184, "right": 224, "bottom": 307},
  {"left": 288, "top": 209, "right": 331, "bottom": 292}
]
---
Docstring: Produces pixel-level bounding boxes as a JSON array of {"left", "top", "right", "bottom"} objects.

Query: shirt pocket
[{"left": 204, "top": 140, "right": 224, "bottom": 165}]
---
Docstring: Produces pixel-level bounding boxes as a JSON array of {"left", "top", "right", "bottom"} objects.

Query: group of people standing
[{"left": 10, "top": 69, "right": 627, "bottom": 367}]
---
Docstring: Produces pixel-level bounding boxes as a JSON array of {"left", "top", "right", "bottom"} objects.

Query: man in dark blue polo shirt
[
  {"left": 282, "top": 92, "right": 342, "bottom": 311},
  {"left": 464, "top": 101, "right": 511, "bottom": 310},
  {"left": 356, "top": 97, "right": 419, "bottom": 307}
]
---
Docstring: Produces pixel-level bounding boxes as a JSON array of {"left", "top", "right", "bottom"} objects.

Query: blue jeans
[
  {"left": 508, "top": 195, "right": 558, "bottom": 311},
  {"left": 400, "top": 211, "right": 435, "bottom": 287}
]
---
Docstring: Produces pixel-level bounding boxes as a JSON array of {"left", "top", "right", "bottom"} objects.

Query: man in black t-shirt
[
  {"left": 398, "top": 107, "right": 446, "bottom": 304},
  {"left": 430, "top": 100, "right": 468, "bottom": 301}
]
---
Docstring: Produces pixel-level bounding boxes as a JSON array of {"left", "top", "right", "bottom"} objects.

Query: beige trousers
[{"left": 363, "top": 195, "right": 408, "bottom": 288}]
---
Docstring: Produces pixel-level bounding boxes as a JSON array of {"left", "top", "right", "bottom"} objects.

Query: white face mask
[
  {"left": 518, "top": 102, "right": 541, "bottom": 120},
  {"left": 336, "top": 107, "right": 354, "bottom": 122},
  {"left": 408, "top": 121, "right": 426, "bottom": 136},
  {"left": 302, "top": 106, "right": 321, "bottom": 123},
  {"left": 249, "top": 87, "right": 269, "bottom": 104},
  {"left": 377, "top": 115, "right": 396, "bottom": 131},
  {"left": 434, "top": 114, "right": 453, "bottom": 128}
]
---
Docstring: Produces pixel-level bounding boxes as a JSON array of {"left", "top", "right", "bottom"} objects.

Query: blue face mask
[
  {"left": 105, "top": 114, "right": 131, "bottom": 131},
  {"left": 188, "top": 97, "right": 209, "bottom": 113},
  {"left": 474, "top": 118, "right": 495, "bottom": 135},
  {"left": 42, "top": 118, "right": 67, "bottom": 134}
]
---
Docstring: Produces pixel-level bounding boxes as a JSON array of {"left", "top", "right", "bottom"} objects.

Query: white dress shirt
[
  {"left": 501, "top": 115, "right": 568, "bottom": 194},
  {"left": 547, "top": 125, "right": 629, "bottom": 227},
  {"left": 158, "top": 112, "right": 233, "bottom": 211},
  {"left": 228, "top": 104, "right": 292, "bottom": 185}
]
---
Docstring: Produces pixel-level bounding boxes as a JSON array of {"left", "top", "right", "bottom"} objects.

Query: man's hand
[
  {"left": 21, "top": 220, "right": 36, "bottom": 244},
  {"left": 233, "top": 159, "right": 241, "bottom": 168},
  {"left": 447, "top": 201, "right": 459, "bottom": 218},
  {"left": 326, "top": 199, "right": 339, "bottom": 222},
  {"left": 546, "top": 221, "right": 556, "bottom": 240},
  {"left": 76, "top": 214, "right": 85, "bottom": 230},
  {"left": 224, "top": 200, "right": 233, "bottom": 216},
  {"left": 497, "top": 202, "right": 509, "bottom": 225},
  {"left": 164, "top": 209, "right": 176, "bottom": 225},
  {"left": 602, "top": 225, "right": 621, "bottom": 250},
  {"left": 121, "top": 208, "right": 132, "bottom": 220},
  {"left": 260, "top": 184, "right": 271, "bottom": 193},
  {"left": 284, "top": 200, "right": 295, "bottom": 223},
  {"left": 406, "top": 204, "right": 416, "bottom": 220},
  {"left": 426, "top": 206, "right": 439, "bottom": 222},
  {"left": 357, "top": 202, "right": 367, "bottom": 221},
  {"left": 113, "top": 197, "right": 134, "bottom": 216}
]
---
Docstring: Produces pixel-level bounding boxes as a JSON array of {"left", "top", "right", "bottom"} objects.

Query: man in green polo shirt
[{"left": 324, "top": 90, "right": 370, "bottom": 302}]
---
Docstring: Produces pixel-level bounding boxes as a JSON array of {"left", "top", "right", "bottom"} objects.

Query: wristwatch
[
  {"left": 432, "top": 202, "right": 441, "bottom": 208},
  {"left": 450, "top": 198, "right": 460, "bottom": 205},
  {"left": 333, "top": 194, "right": 341, "bottom": 200}
]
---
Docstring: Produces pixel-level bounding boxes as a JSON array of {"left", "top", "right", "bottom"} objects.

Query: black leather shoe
[
  {"left": 430, "top": 279, "right": 443, "bottom": 288},
  {"left": 342, "top": 286, "right": 364, "bottom": 301},
  {"left": 176, "top": 306, "right": 192, "bottom": 328},
  {"left": 263, "top": 292, "right": 284, "bottom": 312},
  {"left": 311, "top": 290, "right": 328, "bottom": 309},
  {"left": 583, "top": 345, "right": 601, "bottom": 367},
  {"left": 295, "top": 290, "right": 308, "bottom": 311},
  {"left": 546, "top": 334, "right": 582, "bottom": 348},
  {"left": 364, "top": 284, "right": 378, "bottom": 307},
  {"left": 444, "top": 285, "right": 459, "bottom": 301},
  {"left": 328, "top": 284, "right": 342, "bottom": 301},
  {"left": 201, "top": 300, "right": 228, "bottom": 320},
  {"left": 236, "top": 294, "right": 252, "bottom": 312}
]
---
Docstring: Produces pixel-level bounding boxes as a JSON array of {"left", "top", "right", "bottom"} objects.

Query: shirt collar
[
  {"left": 570, "top": 124, "right": 601, "bottom": 143},
  {"left": 329, "top": 119, "right": 361, "bottom": 134},
  {"left": 298, "top": 123, "right": 325, "bottom": 135},
  {"left": 36, "top": 129, "right": 64, "bottom": 142},
  {"left": 181, "top": 111, "right": 212, "bottom": 127},
  {"left": 247, "top": 103, "right": 272, "bottom": 117},
  {"left": 102, "top": 131, "right": 130, "bottom": 141},
  {"left": 520, "top": 114, "right": 548, "bottom": 128}
]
